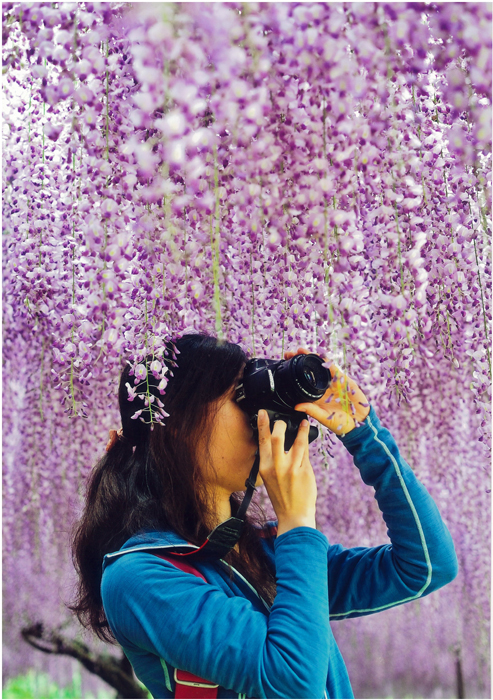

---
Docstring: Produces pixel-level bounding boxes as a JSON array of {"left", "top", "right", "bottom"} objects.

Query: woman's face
[{"left": 198, "top": 372, "right": 263, "bottom": 496}]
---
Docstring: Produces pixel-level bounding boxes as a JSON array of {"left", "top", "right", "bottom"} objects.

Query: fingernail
[
  {"left": 258, "top": 409, "right": 266, "bottom": 422},
  {"left": 301, "top": 419, "right": 309, "bottom": 427}
]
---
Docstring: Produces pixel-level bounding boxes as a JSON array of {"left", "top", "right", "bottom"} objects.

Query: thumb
[
  {"left": 294, "top": 403, "right": 323, "bottom": 421},
  {"left": 295, "top": 401, "right": 356, "bottom": 435}
]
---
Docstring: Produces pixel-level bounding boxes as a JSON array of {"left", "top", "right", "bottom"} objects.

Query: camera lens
[
  {"left": 297, "top": 355, "right": 329, "bottom": 394},
  {"left": 303, "top": 368, "right": 316, "bottom": 385},
  {"left": 275, "top": 353, "right": 331, "bottom": 405},
  {"left": 235, "top": 354, "right": 330, "bottom": 449}
]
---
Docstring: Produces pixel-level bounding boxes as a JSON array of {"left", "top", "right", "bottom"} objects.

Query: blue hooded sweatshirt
[{"left": 101, "top": 406, "right": 458, "bottom": 699}]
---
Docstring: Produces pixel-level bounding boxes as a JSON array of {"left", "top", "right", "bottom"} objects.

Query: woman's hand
[
  {"left": 257, "top": 409, "right": 317, "bottom": 536},
  {"left": 284, "top": 347, "right": 371, "bottom": 437}
]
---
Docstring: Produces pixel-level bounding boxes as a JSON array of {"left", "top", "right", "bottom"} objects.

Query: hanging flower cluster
[
  {"left": 124, "top": 342, "right": 177, "bottom": 425},
  {"left": 2, "top": 2, "right": 491, "bottom": 697}
]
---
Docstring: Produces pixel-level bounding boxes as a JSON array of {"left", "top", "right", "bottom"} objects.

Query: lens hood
[{"left": 275, "top": 353, "right": 331, "bottom": 405}]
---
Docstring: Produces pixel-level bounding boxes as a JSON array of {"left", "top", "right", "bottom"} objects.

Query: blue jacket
[{"left": 101, "top": 406, "right": 458, "bottom": 699}]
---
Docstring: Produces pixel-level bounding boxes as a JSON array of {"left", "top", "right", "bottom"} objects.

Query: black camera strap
[
  {"left": 236, "top": 450, "right": 260, "bottom": 520},
  {"left": 167, "top": 451, "right": 260, "bottom": 560}
]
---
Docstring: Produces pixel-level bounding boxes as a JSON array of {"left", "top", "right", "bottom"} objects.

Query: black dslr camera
[{"left": 235, "top": 353, "right": 332, "bottom": 451}]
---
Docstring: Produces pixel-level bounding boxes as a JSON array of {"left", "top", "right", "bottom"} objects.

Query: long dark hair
[{"left": 70, "top": 333, "right": 277, "bottom": 643}]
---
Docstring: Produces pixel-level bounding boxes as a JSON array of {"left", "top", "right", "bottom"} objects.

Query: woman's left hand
[{"left": 284, "top": 347, "right": 371, "bottom": 436}]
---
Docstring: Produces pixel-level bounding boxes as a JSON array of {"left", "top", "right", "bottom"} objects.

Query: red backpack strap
[
  {"left": 152, "top": 553, "right": 219, "bottom": 699},
  {"left": 255, "top": 523, "right": 278, "bottom": 539},
  {"left": 174, "top": 669, "right": 219, "bottom": 698},
  {"left": 154, "top": 552, "right": 209, "bottom": 582}
]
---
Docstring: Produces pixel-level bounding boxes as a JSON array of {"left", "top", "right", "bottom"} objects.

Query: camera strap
[
  {"left": 164, "top": 451, "right": 261, "bottom": 561},
  {"left": 236, "top": 450, "right": 260, "bottom": 520}
]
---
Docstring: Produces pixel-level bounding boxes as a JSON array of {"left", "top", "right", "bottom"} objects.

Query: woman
[{"left": 71, "top": 333, "right": 458, "bottom": 699}]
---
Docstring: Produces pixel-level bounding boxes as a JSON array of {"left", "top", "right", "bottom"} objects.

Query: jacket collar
[
  {"left": 102, "top": 529, "right": 200, "bottom": 571},
  {"left": 102, "top": 520, "right": 278, "bottom": 572}
]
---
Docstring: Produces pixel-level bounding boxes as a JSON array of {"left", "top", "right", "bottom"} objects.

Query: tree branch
[{"left": 21, "top": 622, "right": 148, "bottom": 699}]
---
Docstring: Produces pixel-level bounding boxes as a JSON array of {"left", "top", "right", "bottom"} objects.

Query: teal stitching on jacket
[
  {"left": 238, "top": 694, "right": 246, "bottom": 698},
  {"left": 330, "top": 412, "right": 433, "bottom": 618},
  {"left": 219, "top": 560, "right": 271, "bottom": 613},
  {"left": 160, "top": 658, "right": 172, "bottom": 692}
]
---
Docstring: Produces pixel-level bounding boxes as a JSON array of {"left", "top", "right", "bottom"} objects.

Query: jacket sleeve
[
  {"left": 326, "top": 404, "right": 458, "bottom": 620},
  {"left": 101, "top": 528, "right": 330, "bottom": 699}
]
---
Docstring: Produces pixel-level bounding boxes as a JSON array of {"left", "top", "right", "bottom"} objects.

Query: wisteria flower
[{"left": 2, "top": 2, "right": 491, "bottom": 694}]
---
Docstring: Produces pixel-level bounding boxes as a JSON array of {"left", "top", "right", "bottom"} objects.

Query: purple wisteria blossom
[{"left": 2, "top": 2, "right": 491, "bottom": 697}]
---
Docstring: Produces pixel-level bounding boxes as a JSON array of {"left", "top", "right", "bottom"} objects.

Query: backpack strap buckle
[{"left": 174, "top": 669, "right": 219, "bottom": 698}]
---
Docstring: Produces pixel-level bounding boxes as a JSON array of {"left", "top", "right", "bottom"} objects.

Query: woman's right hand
[{"left": 257, "top": 409, "right": 318, "bottom": 536}]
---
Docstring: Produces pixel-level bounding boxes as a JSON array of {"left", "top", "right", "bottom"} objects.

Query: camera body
[{"left": 235, "top": 353, "right": 332, "bottom": 451}]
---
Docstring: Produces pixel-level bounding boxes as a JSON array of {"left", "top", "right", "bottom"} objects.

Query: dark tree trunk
[
  {"left": 21, "top": 622, "right": 148, "bottom": 699},
  {"left": 455, "top": 645, "right": 465, "bottom": 699}
]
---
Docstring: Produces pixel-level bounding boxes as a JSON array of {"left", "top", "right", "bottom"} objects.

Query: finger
[
  {"left": 294, "top": 403, "right": 322, "bottom": 420},
  {"left": 329, "top": 370, "right": 368, "bottom": 411},
  {"left": 288, "top": 418, "right": 310, "bottom": 465},
  {"left": 301, "top": 443, "right": 311, "bottom": 468},
  {"left": 271, "top": 419, "right": 288, "bottom": 461},
  {"left": 257, "top": 409, "right": 272, "bottom": 462},
  {"left": 294, "top": 402, "right": 355, "bottom": 434},
  {"left": 324, "top": 363, "right": 360, "bottom": 396},
  {"left": 330, "top": 364, "right": 362, "bottom": 393},
  {"left": 284, "top": 347, "right": 310, "bottom": 360},
  {"left": 325, "top": 362, "right": 340, "bottom": 383}
]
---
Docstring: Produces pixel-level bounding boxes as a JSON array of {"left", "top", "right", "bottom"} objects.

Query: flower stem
[
  {"left": 442, "top": 153, "right": 449, "bottom": 203},
  {"left": 27, "top": 81, "right": 32, "bottom": 165},
  {"left": 73, "top": 5, "right": 78, "bottom": 53},
  {"left": 257, "top": 175, "right": 267, "bottom": 284},
  {"left": 250, "top": 250, "right": 257, "bottom": 356},
  {"left": 39, "top": 338, "right": 45, "bottom": 421},
  {"left": 421, "top": 172, "right": 427, "bottom": 205},
  {"left": 144, "top": 299, "right": 154, "bottom": 427},
  {"left": 393, "top": 201, "right": 405, "bottom": 293},
  {"left": 70, "top": 359, "right": 77, "bottom": 415},
  {"left": 41, "top": 85, "right": 46, "bottom": 174},
  {"left": 145, "top": 297, "right": 148, "bottom": 353},
  {"left": 72, "top": 220, "right": 76, "bottom": 305},
  {"left": 211, "top": 145, "right": 223, "bottom": 338},
  {"left": 105, "top": 39, "right": 109, "bottom": 161},
  {"left": 333, "top": 340, "right": 351, "bottom": 416},
  {"left": 473, "top": 238, "right": 491, "bottom": 379},
  {"left": 318, "top": 434, "right": 332, "bottom": 470}
]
